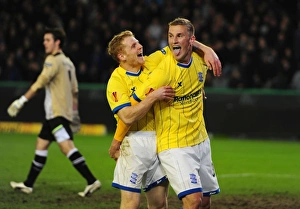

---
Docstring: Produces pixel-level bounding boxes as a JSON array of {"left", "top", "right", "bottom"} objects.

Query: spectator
[{"left": 0, "top": 0, "right": 298, "bottom": 89}]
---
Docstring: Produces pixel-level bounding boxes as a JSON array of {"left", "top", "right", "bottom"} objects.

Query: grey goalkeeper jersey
[{"left": 30, "top": 52, "right": 78, "bottom": 121}]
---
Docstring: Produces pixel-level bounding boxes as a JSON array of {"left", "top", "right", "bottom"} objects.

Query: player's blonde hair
[
  {"left": 107, "top": 30, "right": 134, "bottom": 62},
  {"left": 169, "top": 17, "right": 195, "bottom": 37}
]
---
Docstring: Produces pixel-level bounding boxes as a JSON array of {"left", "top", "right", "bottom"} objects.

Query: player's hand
[
  {"left": 109, "top": 139, "right": 121, "bottom": 161},
  {"left": 70, "top": 110, "right": 81, "bottom": 133},
  {"left": 203, "top": 47, "right": 222, "bottom": 77},
  {"left": 150, "top": 86, "right": 175, "bottom": 102},
  {"left": 7, "top": 96, "right": 28, "bottom": 117}
]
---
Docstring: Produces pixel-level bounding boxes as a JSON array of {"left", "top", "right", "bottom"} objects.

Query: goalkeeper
[{"left": 7, "top": 27, "right": 100, "bottom": 197}]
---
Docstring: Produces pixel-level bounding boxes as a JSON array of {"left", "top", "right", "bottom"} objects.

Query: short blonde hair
[
  {"left": 107, "top": 30, "right": 134, "bottom": 62},
  {"left": 169, "top": 17, "right": 195, "bottom": 37}
]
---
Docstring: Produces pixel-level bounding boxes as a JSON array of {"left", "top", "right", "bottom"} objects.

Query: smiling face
[
  {"left": 168, "top": 25, "right": 195, "bottom": 64},
  {"left": 118, "top": 36, "right": 144, "bottom": 72}
]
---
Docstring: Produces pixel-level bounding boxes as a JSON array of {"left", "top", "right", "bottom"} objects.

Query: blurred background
[
  {"left": 0, "top": 0, "right": 299, "bottom": 88},
  {"left": 0, "top": 0, "right": 300, "bottom": 138}
]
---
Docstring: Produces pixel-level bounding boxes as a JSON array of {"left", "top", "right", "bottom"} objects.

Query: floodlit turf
[
  {"left": 210, "top": 136, "right": 300, "bottom": 196},
  {"left": 1, "top": 132, "right": 300, "bottom": 209}
]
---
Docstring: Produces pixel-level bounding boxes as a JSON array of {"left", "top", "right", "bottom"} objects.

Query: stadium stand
[{"left": 0, "top": 0, "right": 299, "bottom": 89}]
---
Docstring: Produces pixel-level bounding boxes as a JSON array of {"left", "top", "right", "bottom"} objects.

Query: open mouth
[
  {"left": 173, "top": 46, "right": 181, "bottom": 56},
  {"left": 137, "top": 52, "right": 143, "bottom": 57}
]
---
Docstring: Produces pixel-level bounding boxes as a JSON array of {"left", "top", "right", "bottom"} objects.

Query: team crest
[
  {"left": 189, "top": 174, "right": 198, "bottom": 184},
  {"left": 198, "top": 72, "right": 203, "bottom": 82}
]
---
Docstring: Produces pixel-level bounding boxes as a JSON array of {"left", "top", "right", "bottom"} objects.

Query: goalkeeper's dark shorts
[{"left": 38, "top": 116, "right": 73, "bottom": 142}]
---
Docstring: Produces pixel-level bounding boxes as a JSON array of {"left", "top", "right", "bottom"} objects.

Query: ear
[
  {"left": 190, "top": 35, "right": 196, "bottom": 45},
  {"left": 117, "top": 53, "right": 126, "bottom": 61},
  {"left": 55, "top": 39, "right": 61, "bottom": 48}
]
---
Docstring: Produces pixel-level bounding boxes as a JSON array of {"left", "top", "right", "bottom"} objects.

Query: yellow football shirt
[
  {"left": 106, "top": 47, "right": 172, "bottom": 133},
  {"left": 133, "top": 47, "right": 209, "bottom": 152},
  {"left": 106, "top": 66, "right": 156, "bottom": 131}
]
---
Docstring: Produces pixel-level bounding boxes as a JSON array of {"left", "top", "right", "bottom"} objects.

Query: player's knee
[
  {"left": 182, "top": 192, "right": 202, "bottom": 209},
  {"left": 201, "top": 196, "right": 211, "bottom": 209},
  {"left": 201, "top": 202, "right": 211, "bottom": 209},
  {"left": 59, "top": 141, "right": 75, "bottom": 156},
  {"left": 148, "top": 198, "right": 167, "bottom": 209},
  {"left": 120, "top": 198, "right": 140, "bottom": 209}
]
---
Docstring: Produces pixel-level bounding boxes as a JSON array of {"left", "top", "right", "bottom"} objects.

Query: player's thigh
[
  {"left": 199, "top": 139, "right": 220, "bottom": 195},
  {"left": 143, "top": 154, "right": 167, "bottom": 192},
  {"left": 36, "top": 137, "right": 51, "bottom": 150},
  {"left": 145, "top": 180, "right": 169, "bottom": 209},
  {"left": 181, "top": 192, "right": 202, "bottom": 209},
  {"left": 38, "top": 117, "right": 73, "bottom": 143},
  {"left": 126, "top": 131, "right": 157, "bottom": 167},
  {"left": 36, "top": 120, "right": 55, "bottom": 150},
  {"left": 158, "top": 147, "right": 202, "bottom": 199},
  {"left": 120, "top": 190, "right": 141, "bottom": 209},
  {"left": 113, "top": 136, "right": 153, "bottom": 191}
]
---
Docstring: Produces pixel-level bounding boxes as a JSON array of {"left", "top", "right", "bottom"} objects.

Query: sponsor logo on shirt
[{"left": 174, "top": 89, "right": 201, "bottom": 103}]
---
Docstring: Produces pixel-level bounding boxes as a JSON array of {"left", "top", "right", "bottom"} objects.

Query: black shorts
[{"left": 38, "top": 117, "right": 73, "bottom": 142}]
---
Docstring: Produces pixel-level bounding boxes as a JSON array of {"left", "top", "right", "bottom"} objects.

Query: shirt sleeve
[
  {"left": 70, "top": 59, "right": 78, "bottom": 94},
  {"left": 30, "top": 55, "right": 58, "bottom": 92},
  {"left": 133, "top": 58, "right": 171, "bottom": 102},
  {"left": 144, "top": 46, "right": 170, "bottom": 73},
  {"left": 106, "top": 74, "right": 131, "bottom": 114}
]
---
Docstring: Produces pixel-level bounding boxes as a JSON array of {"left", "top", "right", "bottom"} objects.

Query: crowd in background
[{"left": 0, "top": 0, "right": 299, "bottom": 89}]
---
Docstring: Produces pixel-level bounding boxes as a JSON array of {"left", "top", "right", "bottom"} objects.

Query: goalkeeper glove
[
  {"left": 7, "top": 95, "right": 28, "bottom": 117},
  {"left": 70, "top": 110, "right": 81, "bottom": 133}
]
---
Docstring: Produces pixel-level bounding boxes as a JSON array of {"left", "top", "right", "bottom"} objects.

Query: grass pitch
[{"left": 1, "top": 132, "right": 300, "bottom": 209}]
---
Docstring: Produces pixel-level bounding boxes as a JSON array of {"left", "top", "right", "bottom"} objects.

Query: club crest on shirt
[
  {"left": 130, "top": 172, "right": 138, "bottom": 184},
  {"left": 198, "top": 72, "right": 203, "bottom": 82},
  {"left": 190, "top": 173, "right": 198, "bottom": 184},
  {"left": 112, "top": 92, "right": 119, "bottom": 102}
]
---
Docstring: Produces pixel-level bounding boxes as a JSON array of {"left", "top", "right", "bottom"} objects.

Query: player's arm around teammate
[
  {"left": 130, "top": 18, "right": 221, "bottom": 209},
  {"left": 107, "top": 30, "right": 175, "bottom": 209},
  {"left": 108, "top": 39, "right": 222, "bottom": 161}
]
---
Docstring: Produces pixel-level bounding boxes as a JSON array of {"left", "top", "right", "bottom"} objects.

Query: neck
[
  {"left": 52, "top": 49, "right": 62, "bottom": 55},
  {"left": 120, "top": 63, "right": 141, "bottom": 73}
]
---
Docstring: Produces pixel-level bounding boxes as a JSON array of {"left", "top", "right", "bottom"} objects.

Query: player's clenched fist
[{"left": 7, "top": 95, "right": 28, "bottom": 117}]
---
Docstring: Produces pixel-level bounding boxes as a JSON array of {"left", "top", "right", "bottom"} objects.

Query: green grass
[
  {"left": 0, "top": 132, "right": 300, "bottom": 208},
  {"left": 211, "top": 136, "right": 300, "bottom": 196}
]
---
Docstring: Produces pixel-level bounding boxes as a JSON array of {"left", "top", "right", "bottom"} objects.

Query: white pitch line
[
  {"left": 219, "top": 173, "right": 300, "bottom": 179},
  {"left": 2, "top": 174, "right": 299, "bottom": 190}
]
